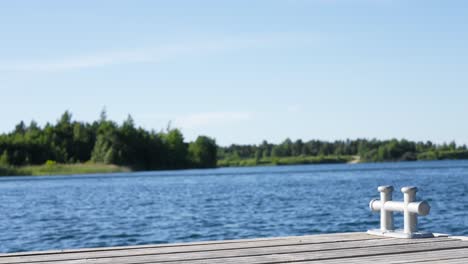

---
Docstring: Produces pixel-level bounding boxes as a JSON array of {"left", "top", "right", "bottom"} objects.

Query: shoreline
[
  {"left": 217, "top": 155, "right": 354, "bottom": 167},
  {"left": 2, "top": 156, "right": 468, "bottom": 177},
  {"left": 0, "top": 163, "right": 130, "bottom": 177}
]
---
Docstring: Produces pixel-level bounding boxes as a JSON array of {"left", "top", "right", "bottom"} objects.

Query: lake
[{"left": 0, "top": 160, "right": 467, "bottom": 253}]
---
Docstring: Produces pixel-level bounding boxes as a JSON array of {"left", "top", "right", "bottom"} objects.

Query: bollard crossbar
[
  {"left": 367, "top": 185, "right": 434, "bottom": 238},
  {"left": 370, "top": 200, "right": 430, "bottom": 216}
]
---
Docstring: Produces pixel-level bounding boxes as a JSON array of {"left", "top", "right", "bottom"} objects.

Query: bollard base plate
[{"left": 367, "top": 229, "right": 434, "bottom": 239}]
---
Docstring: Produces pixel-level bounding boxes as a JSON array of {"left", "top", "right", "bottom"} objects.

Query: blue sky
[{"left": 0, "top": 0, "right": 467, "bottom": 146}]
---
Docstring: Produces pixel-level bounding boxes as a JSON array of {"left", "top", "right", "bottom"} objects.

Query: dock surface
[{"left": 1, "top": 232, "right": 468, "bottom": 263}]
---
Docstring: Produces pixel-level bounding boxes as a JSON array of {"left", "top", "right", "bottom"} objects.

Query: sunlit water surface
[{"left": 0, "top": 160, "right": 467, "bottom": 253}]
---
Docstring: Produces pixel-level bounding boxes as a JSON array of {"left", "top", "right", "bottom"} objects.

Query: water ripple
[{"left": 0, "top": 160, "right": 467, "bottom": 253}]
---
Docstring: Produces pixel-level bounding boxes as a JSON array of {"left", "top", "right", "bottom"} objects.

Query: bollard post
[
  {"left": 377, "top": 185, "right": 394, "bottom": 232},
  {"left": 401, "top": 186, "right": 418, "bottom": 234},
  {"left": 368, "top": 185, "right": 433, "bottom": 238}
]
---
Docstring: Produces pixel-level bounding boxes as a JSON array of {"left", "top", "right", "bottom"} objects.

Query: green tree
[
  {"left": 188, "top": 136, "right": 217, "bottom": 168},
  {"left": 163, "top": 129, "right": 188, "bottom": 169},
  {"left": 292, "top": 139, "right": 303, "bottom": 156},
  {"left": 0, "top": 150, "right": 9, "bottom": 166},
  {"left": 254, "top": 149, "right": 262, "bottom": 163},
  {"left": 91, "top": 118, "right": 118, "bottom": 164}
]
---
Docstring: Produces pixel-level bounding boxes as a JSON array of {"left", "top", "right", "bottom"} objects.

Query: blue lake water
[{"left": 0, "top": 160, "right": 467, "bottom": 253}]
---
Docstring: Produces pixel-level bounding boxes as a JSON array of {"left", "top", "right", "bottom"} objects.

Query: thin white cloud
[
  {"left": 1, "top": 44, "right": 204, "bottom": 72},
  {"left": 4, "top": 50, "right": 154, "bottom": 72},
  {"left": 175, "top": 111, "right": 252, "bottom": 129},
  {"left": 0, "top": 33, "right": 315, "bottom": 72}
]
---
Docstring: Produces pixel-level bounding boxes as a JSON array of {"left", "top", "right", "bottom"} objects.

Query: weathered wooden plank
[
  {"left": 0, "top": 232, "right": 375, "bottom": 257},
  {"left": 13, "top": 239, "right": 467, "bottom": 264},
  {"left": 409, "top": 258, "right": 468, "bottom": 264},
  {"left": 298, "top": 248, "right": 468, "bottom": 264},
  {"left": 0, "top": 233, "right": 382, "bottom": 263},
  {"left": 2, "top": 233, "right": 467, "bottom": 264},
  {"left": 161, "top": 240, "right": 468, "bottom": 264}
]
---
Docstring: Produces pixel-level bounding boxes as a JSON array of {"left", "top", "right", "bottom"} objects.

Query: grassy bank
[
  {"left": 0, "top": 162, "right": 130, "bottom": 176},
  {"left": 1, "top": 156, "right": 351, "bottom": 176},
  {"left": 3, "top": 151, "right": 467, "bottom": 177},
  {"left": 417, "top": 150, "right": 468, "bottom": 160},
  {"left": 217, "top": 155, "right": 355, "bottom": 167}
]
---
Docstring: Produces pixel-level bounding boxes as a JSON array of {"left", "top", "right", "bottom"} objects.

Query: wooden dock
[{"left": 1, "top": 232, "right": 467, "bottom": 263}]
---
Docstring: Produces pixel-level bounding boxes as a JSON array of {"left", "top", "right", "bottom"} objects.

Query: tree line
[
  {"left": 1, "top": 111, "right": 467, "bottom": 171},
  {"left": 0, "top": 111, "right": 217, "bottom": 170},
  {"left": 218, "top": 138, "right": 468, "bottom": 162}
]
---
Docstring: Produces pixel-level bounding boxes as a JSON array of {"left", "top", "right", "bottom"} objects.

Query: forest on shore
[
  {"left": 218, "top": 137, "right": 468, "bottom": 167},
  {"left": 0, "top": 111, "right": 217, "bottom": 174},
  {"left": 1, "top": 111, "right": 467, "bottom": 176}
]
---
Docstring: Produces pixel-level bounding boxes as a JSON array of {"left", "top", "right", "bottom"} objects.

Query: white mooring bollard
[{"left": 368, "top": 185, "right": 433, "bottom": 238}]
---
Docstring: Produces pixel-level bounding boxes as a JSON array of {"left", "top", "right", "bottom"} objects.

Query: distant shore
[
  {"left": 2, "top": 111, "right": 468, "bottom": 177},
  {"left": 2, "top": 155, "right": 468, "bottom": 177},
  {"left": 0, "top": 155, "right": 353, "bottom": 176},
  {"left": 217, "top": 155, "right": 356, "bottom": 167},
  {"left": 0, "top": 163, "right": 130, "bottom": 177}
]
